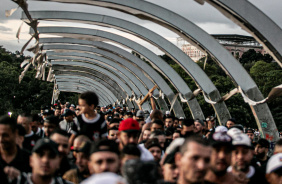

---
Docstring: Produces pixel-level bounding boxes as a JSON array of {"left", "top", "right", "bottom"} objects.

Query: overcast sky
[{"left": 0, "top": 0, "right": 281, "bottom": 55}]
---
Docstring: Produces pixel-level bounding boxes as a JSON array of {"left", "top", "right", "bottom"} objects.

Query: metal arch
[
  {"left": 203, "top": 0, "right": 282, "bottom": 67},
  {"left": 35, "top": 27, "right": 192, "bottom": 118},
  {"left": 55, "top": 77, "right": 117, "bottom": 103},
  {"left": 53, "top": 68, "right": 136, "bottom": 109},
  {"left": 52, "top": 61, "right": 152, "bottom": 110},
  {"left": 48, "top": 52, "right": 153, "bottom": 110},
  {"left": 57, "top": 84, "right": 109, "bottom": 105},
  {"left": 45, "top": 46, "right": 166, "bottom": 110},
  {"left": 41, "top": 38, "right": 174, "bottom": 114},
  {"left": 31, "top": 0, "right": 278, "bottom": 140},
  {"left": 47, "top": 50, "right": 169, "bottom": 112},
  {"left": 56, "top": 81, "right": 112, "bottom": 104},
  {"left": 55, "top": 72, "right": 134, "bottom": 108},
  {"left": 25, "top": 11, "right": 227, "bottom": 121},
  {"left": 55, "top": 75, "right": 118, "bottom": 101}
]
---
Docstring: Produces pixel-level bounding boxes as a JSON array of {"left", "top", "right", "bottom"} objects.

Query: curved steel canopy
[{"left": 31, "top": 0, "right": 278, "bottom": 140}]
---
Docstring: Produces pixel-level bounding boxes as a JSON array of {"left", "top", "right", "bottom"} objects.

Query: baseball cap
[
  {"left": 145, "top": 138, "right": 162, "bottom": 150},
  {"left": 136, "top": 110, "right": 145, "bottom": 118},
  {"left": 245, "top": 128, "right": 254, "bottom": 134},
  {"left": 44, "top": 115, "right": 59, "bottom": 126},
  {"left": 194, "top": 119, "right": 204, "bottom": 126},
  {"left": 119, "top": 118, "right": 140, "bottom": 132},
  {"left": 215, "top": 126, "right": 228, "bottom": 133},
  {"left": 32, "top": 138, "right": 59, "bottom": 155},
  {"left": 206, "top": 116, "right": 215, "bottom": 121},
  {"left": 90, "top": 139, "right": 120, "bottom": 155},
  {"left": 209, "top": 132, "right": 233, "bottom": 148},
  {"left": 267, "top": 153, "right": 282, "bottom": 174},
  {"left": 227, "top": 127, "right": 242, "bottom": 138},
  {"left": 232, "top": 133, "right": 252, "bottom": 148},
  {"left": 61, "top": 109, "right": 75, "bottom": 117},
  {"left": 165, "top": 111, "right": 170, "bottom": 115},
  {"left": 81, "top": 172, "right": 127, "bottom": 184}
]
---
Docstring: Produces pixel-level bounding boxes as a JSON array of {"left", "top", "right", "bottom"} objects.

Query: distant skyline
[{"left": 0, "top": 0, "right": 281, "bottom": 55}]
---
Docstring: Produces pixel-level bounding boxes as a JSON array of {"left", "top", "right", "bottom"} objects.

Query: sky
[{"left": 0, "top": 0, "right": 282, "bottom": 56}]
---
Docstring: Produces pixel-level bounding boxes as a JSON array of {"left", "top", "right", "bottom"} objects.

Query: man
[
  {"left": 205, "top": 132, "right": 241, "bottom": 183},
  {"left": 149, "top": 130, "right": 166, "bottom": 150},
  {"left": 123, "top": 111, "right": 133, "bottom": 119},
  {"left": 180, "top": 119, "right": 195, "bottom": 137},
  {"left": 175, "top": 135, "right": 212, "bottom": 184},
  {"left": 59, "top": 109, "right": 78, "bottom": 136},
  {"left": 173, "top": 117, "right": 179, "bottom": 129},
  {"left": 108, "top": 127, "right": 118, "bottom": 140},
  {"left": 145, "top": 138, "right": 162, "bottom": 163},
  {"left": 63, "top": 141, "right": 91, "bottom": 184},
  {"left": 18, "top": 138, "right": 72, "bottom": 184},
  {"left": 227, "top": 133, "right": 268, "bottom": 184},
  {"left": 108, "top": 118, "right": 120, "bottom": 129},
  {"left": 50, "top": 129, "right": 71, "bottom": 176},
  {"left": 0, "top": 115, "right": 31, "bottom": 179},
  {"left": 120, "top": 143, "right": 141, "bottom": 168},
  {"left": 135, "top": 110, "right": 145, "bottom": 129},
  {"left": 274, "top": 139, "right": 282, "bottom": 154},
  {"left": 142, "top": 128, "right": 151, "bottom": 142},
  {"left": 88, "top": 139, "right": 120, "bottom": 174},
  {"left": 254, "top": 138, "right": 270, "bottom": 173},
  {"left": 172, "top": 130, "right": 181, "bottom": 140},
  {"left": 165, "top": 116, "right": 174, "bottom": 129},
  {"left": 226, "top": 118, "right": 236, "bottom": 129},
  {"left": 162, "top": 151, "right": 179, "bottom": 184},
  {"left": 151, "top": 119, "right": 165, "bottom": 132},
  {"left": 31, "top": 114, "right": 44, "bottom": 138},
  {"left": 206, "top": 116, "right": 216, "bottom": 131},
  {"left": 43, "top": 115, "right": 60, "bottom": 138},
  {"left": 118, "top": 118, "right": 154, "bottom": 161},
  {"left": 265, "top": 153, "right": 282, "bottom": 184},
  {"left": 17, "top": 113, "right": 40, "bottom": 151},
  {"left": 245, "top": 128, "right": 256, "bottom": 145},
  {"left": 194, "top": 119, "right": 204, "bottom": 137}
]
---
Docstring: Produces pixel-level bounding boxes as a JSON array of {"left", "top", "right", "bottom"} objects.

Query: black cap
[
  {"left": 32, "top": 138, "right": 59, "bottom": 155},
  {"left": 61, "top": 109, "right": 75, "bottom": 117},
  {"left": 163, "top": 151, "right": 176, "bottom": 165},
  {"left": 145, "top": 138, "right": 162, "bottom": 150},
  {"left": 44, "top": 115, "right": 59, "bottom": 126},
  {"left": 90, "top": 139, "right": 120, "bottom": 156}
]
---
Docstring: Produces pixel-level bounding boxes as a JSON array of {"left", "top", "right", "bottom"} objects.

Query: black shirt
[
  {"left": 77, "top": 113, "right": 107, "bottom": 141},
  {"left": 23, "top": 132, "right": 40, "bottom": 152},
  {"left": 0, "top": 146, "right": 31, "bottom": 173}
]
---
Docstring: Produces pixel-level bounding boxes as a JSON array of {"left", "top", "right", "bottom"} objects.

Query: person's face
[
  {"left": 173, "top": 120, "right": 179, "bottom": 128},
  {"left": 226, "top": 121, "right": 235, "bottom": 129},
  {"left": 43, "top": 123, "right": 57, "bottom": 137},
  {"left": 158, "top": 135, "right": 166, "bottom": 149},
  {"left": 266, "top": 171, "right": 282, "bottom": 184},
  {"left": 182, "top": 125, "right": 195, "bottom": 135},
  {"left": 30, "top": 149, "right": 60, "bottom": 177},
  {"left": 136, "top": 117, "right": 145, "bottom": 129},
  {"left": 70, "top": 107, "right": 75, "bottom": 111},
  {"left": 75, "top": 152, "right": 89, "bottom": 173},
  {"left": 173, "top": 132, "right": 180, "bottom": 140},
  {"left": 165, "top": 118, "right": 173, "bottom": 128},
  {"left": 246, "top": 133, "right": 254, "bottom": 141},
  {"left": 101, "top": 107, "right": 106, "bottom": 112},
  {"left": 194, "top": 122, "right": 203, "bottom": 134},
  {"left": 30, "top": 121, "right": 39, "bottom": 133},
  {"left": 149, "top": 146, "right": 162, "bottom": 162},
  {"left": 65, "top": 115, "right": 73, "bottom": 122},
  {"left": 151, "top": 123, "right": 163, "bottom": 132},
  {"left": 109, "top": 123, "right": 119, "bottom": 129},
  {"left": 255, "top": 144, "right": 268, "bottom": 159},
  {"left": 232, "top": 146, "right": 253, "bottom": 172},
  {"left": 17, "top": 116, "right": 30, "bottom": 133},
  {"left": 54, "top": 109, "right": 61, "bottom": 117},
  {"left": 89, "top": 151, "right": 120, "bottom": 174},
  {"left": 50, "top": 133, "right": 69, "bottom": 157},
  {"left": 108, "top": 130, "right": 118, "bottom": 140},
  {"left": 210, "top": 146, "right": 232, "bottom": 175},
  {"left": 0, "top": 124, "right": 16, "bottom": 150},
  {"left": 78, "top": 99, "right": 94, "bottom": 114},
  {"left": 163, "top": 163, "right": 179, "bottom": 183},
  {"left": 118, "top": 131, "right": 139, "bottom": 148},
  {"left": 143, "top": 130, "right": 151, "bottom": 140},
  {"left": 176, "top": 142, "right": 211, "bottom": 184}
]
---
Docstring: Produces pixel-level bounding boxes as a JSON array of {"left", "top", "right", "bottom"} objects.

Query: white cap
[
  {"left": 165, "top": 111, "right": 170, "bottom": 115},
  {"left": 232, "top": 133, "right": 252, "bottom": 148},
  {"left": 81, "top": 172, "right": 127, "bottom": 184},
  {"left": 227, "top": 128, "right": 242, "bottom": 138},
  {"left": 215, "top": 126, "right": 228, "bottom": 133},
  {"left": 179, "top": 117, "right": 184, "bottom": 120},
  {"left": 165, "top": 138, "right": 185, "bottom": 154},
  {"left": 267, "top": 153, "right": 282, "bottom": 174}
]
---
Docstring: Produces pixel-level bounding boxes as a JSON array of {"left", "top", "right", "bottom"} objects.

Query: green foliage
[{"left": 0, "top": 47, "right": 78, "bottom": 117}]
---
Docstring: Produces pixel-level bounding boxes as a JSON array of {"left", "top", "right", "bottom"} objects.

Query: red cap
[{"left": 119, "top": 118, "right": 140, "bottom": 132}]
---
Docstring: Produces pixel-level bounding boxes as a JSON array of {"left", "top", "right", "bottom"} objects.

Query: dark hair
[
  {"left": 180, "top": 135, "right": 210, "bottom": 155},
  {"left": 0, "top": 115, "right": 17, "bottom": 132},
  {"left": 151, "top": 130, "right": 165, "bottom": 137},
  {"left": 150, "top": 110, "right": 163, "bottom": 120},
  {"left": 16, "top": 124, "right": 26, "bottom": 136},
  {"left": 227, "top": 118, "right": 236, "bottom": 124},
  {"left": 50, "top": 129, "right": 69, "bottom": 138},
  {"left": 276, "top": 139, "right": 282, "bottom": 146},
  {"left": 121, "top": 143, "right": 141, "bottom": 158},
  {"left": 79, "top": 91, "right": 99, "bottom": 107},
  {"left": 152, "top": 119, "right": 164, "bottom": 127},
  {"left": 108, "top": 127, "right": 119, "bottom": 133},
  {"left": 44, "top": 115, "right": 59, "bottom": 126},
  {"left": 165, "top": 116, "right": 174, "bottom": 121},
  {"left": 90, "top": 139, "right": 120, "bottom": 156},
  {"left": 19, "top": 112, "right": 32, "bottom": 122},
  {"left": 32, "top": 114, "right": 41, "bottom": 122},
  {"left": 181, "top": 119, "right": 194, "bottom": 127},
  {"left": 110, "top": 118, "right": 121, "bottom": 125},
  {"left": 257, "top": 138, "right": 269, "bottom": 148}
]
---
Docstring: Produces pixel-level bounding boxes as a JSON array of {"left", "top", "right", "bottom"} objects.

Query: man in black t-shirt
[
  {"left": 75, "top": 91, "right": 107, "bottom": 142},
  {"left": 0, "top": 115, "right": 31, "bottom": 181},
  {"left": 17, "top": 113, "right": 40, "bottom": 151}
]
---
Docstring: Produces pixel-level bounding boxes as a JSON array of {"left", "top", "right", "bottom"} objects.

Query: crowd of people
[{"left": 0, "top": 91, "right": 281, "bottom": 184}]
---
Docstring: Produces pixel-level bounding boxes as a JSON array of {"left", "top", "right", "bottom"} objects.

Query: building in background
[{"left": 177, "top": 34, "right": 266, "bottom": 62}]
